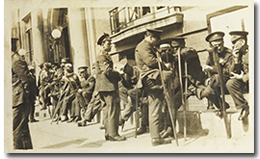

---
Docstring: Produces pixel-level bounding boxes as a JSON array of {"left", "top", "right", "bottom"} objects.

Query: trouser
[
  {"left": 71, "top": 92, "right": 93, "bottom": 118},
  {"left": 226, "top": 78, "right": 248, "bottom": 109},
  {"left": 121, "top": 88, "right": 149, "bottom": 127},
  {"left": 70, "top": 98, "right": 81, "bottom": 118},
  {"left": 146, "top": 89, "right": 164, "bottom": 139},
  {"left": 39, "top": 86, "right": 51, "bottom": 108},
  {"left": 28, "top": 100, "right": 36, "bottom": 121},
  {"left": 13, "top": 103, "right": 33, "bottom": 149},
  {"left": 82, "top": 94, "right": 105, "bottom": 121},
  {"left": 99, "top": 91, "right": 120, "bottom": 137},
  {"left": 60, "top": 93, "right": 75, "bottom": 116},
  {"left": 198, "top": 74, "right": 229, "bottom": 109}
]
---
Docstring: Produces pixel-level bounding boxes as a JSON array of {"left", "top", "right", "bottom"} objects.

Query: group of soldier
[{"left": 11, "top": 27, "right": 250, "bottom": 149}]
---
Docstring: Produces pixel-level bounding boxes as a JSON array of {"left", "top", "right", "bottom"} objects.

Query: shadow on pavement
[
  {"left": 41, "top": 138, "right": 88, "bottom": 149},
  {"left": 78, "top": 140, "right": 106, "bottom": 148}
]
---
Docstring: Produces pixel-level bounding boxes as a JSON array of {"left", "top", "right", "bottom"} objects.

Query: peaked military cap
[
  {"left": 97, "top": 33, "right": 110, "bottom": 45},
  {"left": 146, "top": 28, "right": 163, "bottom": 38},
  {"left": 160, "top": 43, "right": 171, "bottom": 51},
  {"left": 229, "top": 31, "right": 248, "bottom": 44},
  {"left": 205, "top": 31, "right": 225, "bottom": 42}
]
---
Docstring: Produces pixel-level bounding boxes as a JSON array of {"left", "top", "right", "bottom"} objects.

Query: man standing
[
  {"left": 200, "top": 31, "right": 233, "bottom": 116},
  {"left": 12, "top": 38, "right": 33, "bottom": 149},
  {"left": 135, "top": 28, "right": 172, "bottom": 146},
  {"left": 226, "top": 31, "right": 249, "bottom": 123}
]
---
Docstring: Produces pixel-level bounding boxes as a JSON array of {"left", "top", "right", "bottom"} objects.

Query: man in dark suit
[
  {"left": 226, "top": 31, "right": 249, "bottom": 122},
  {"left": 12, "top": 38, "right": 33, "bottom": 149},
  {"left": 135, "top": 28, "right": 172, "bottom": 146}
]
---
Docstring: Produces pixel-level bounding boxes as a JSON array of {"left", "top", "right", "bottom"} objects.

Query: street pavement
[{"left": 21, "top": 95, "right": 253, "bottom": 153}]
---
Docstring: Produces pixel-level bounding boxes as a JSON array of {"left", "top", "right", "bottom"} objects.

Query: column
[{"left": 68, "top": 7, "right": 90, "bottom": 73}]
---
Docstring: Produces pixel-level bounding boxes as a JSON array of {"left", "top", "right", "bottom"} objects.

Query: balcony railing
[{"left": 109, "top": 6, "right": 182, "bottom": 35}]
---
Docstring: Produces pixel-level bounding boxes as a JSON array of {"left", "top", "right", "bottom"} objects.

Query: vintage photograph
[{"left": 4, "top": 0, "right": 254, "bottom": 153}]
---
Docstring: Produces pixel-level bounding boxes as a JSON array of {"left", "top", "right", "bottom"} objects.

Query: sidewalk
[{"left": 25, "top": 94, "right": 253, "bottom": 153}]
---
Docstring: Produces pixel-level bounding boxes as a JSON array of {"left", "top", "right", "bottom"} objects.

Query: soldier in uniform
[
  {"left": 59, "top": 63, "right": 81, "bottom": 122},
  {"left": 200, "top": 31, "right": 233, "bottom": 116},
  {"left": 12, "top": 38, "right": 33, "bottom": 149},
  {"left": 135, "top": 28, "right": 172, "bottom": 146},
  {"left": 28, "top": 66, "right": 38, "bottom": 123},
  {"left": 226, "top": 31, "right": 249, "bottom": 121},
  {"left": 68, "top": 66, "right": 95, "bottom": 123},
  {"left": 157, "top": 37, "right": 209, "bottom": 138}
]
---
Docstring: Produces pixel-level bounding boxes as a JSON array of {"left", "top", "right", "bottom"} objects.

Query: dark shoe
[
  {"left": 105, "top": 135, "right": 109, "bottom": 141},
  {"left": 161, "top": 127, "right": 173, "bottom": 138},
  {"left": 137, "top": 126, "right": 147, "bottom": 135},
  {"left": 29, "top": 119, "right": 39, "bottom": 123},
  {"left": 77, "top": 120, "right": 87, "bottom": 127},
  {"left": 119, "top": 118, "right": 125, "bottom": 126},
  {"left": 207, "top": 105, "right": 215, "bottom": 110},
  {"left": 99, "top": 125, "right": 105, "bottom": 130},
  {"left": 151, "top": 138, "right": 172, "bottom": 146},
  {"left": 238, "top": 108, "right": 250, "bottom": 121},
  {"left": 109, "top": 135, "right": 127, "bottom": 141}
]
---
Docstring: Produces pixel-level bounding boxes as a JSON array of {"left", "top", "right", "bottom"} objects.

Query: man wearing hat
[
  {"left": 157, "top": 37, "right": 209, "bottom": 138},
  {"left": 78, "top": 33, "right": 126, "bottom": 141},
  {"left": 57, "top": 63, "right": 81, "bottom": 122},
  {"left": 135, "top": 28, "right": 173, "bottom": 146},
  {"left": 12, "top": 37, "right": 33, "bottom": 149},
  {"left": 68, "top": 66, "right": 95, "bottom": 123},
  {"left": 200, "top": 31, "right": 233, "bottom": 115},
  {"left": 226, "top": 31, "right": 249, "bottom": 123}
]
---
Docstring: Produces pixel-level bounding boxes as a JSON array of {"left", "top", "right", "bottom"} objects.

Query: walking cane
[
  {"left": 212, "top": 48, "right": 232, "bottom": 139},
  {"left": 155, "top": 49, "right": 179, "bottom": 146},
  {"left": 177, "top": 48, "right": 187, "bottom": 141},
  {"left": 134, "top": 88, "right": 139, "bottom": 138}
]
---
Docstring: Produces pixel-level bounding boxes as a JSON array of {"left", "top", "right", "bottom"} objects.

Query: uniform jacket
[
  {"left": 80, "top": 75, "right": 95, "bottom": 93},
  {"left": 12, "top": 52, "right": 32, "bottom": 107},
  {"left": 229, "top": 45, "right": 249, "bottom": 83},
  {"left": 206, "top": 47, "right": 233, "bottom": 81},
  {"left": 95, "top": 54, "right": 120, "bottom": 92}
]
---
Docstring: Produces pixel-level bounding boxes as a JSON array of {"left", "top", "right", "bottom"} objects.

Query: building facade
[{"left": 10, "top": 2, "right": 253, "bottom": 81}]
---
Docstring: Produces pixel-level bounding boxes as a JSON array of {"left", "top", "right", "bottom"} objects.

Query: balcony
[{"left": 109, "top": 6, "right": 184, "bottom": 44}]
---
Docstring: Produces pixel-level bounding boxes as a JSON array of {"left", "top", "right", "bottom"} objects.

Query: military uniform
[
  {"left": 226, "top": 31, "right": 249, "bottom": 120},
  {"left": 199, "top": 32, "right": 233, "bottom": 110},
  {"left": 135, "top": 35, "right": 172, "bottom": 140},
  {"left": 159, "top": 38, "right": 208, "bottom": 137},
  {"left": 12, "top": 51, "right": 33, "bottom": 149}
]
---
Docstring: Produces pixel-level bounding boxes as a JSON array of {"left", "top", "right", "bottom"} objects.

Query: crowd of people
[{"left": 11, "top": 28, "right": 250, "bottom": 149}]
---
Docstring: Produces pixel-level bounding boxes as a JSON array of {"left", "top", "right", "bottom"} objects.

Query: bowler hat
[
  {"left": 229, "top": 31, "right": 248, "bottom": 44},
  {"left": 205, "top": 31, "right": 225, "bottom": 42},
  {"left": 97, "top": 33, "right": 110, "bottom": 45}
]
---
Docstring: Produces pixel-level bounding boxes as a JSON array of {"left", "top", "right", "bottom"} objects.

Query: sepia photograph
[{"left": 4, "top": 0, "right": 254, "bottom": 153}]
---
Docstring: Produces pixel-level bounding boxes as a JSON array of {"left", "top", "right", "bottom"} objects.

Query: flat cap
[
  {"left": 146, "top": 28, "right": 163, "bottom": 37},
  {"left": 78, "top": 65, "right": 88, "bottom": 70},
  {"left": 97, "top": 33, "right": 110, "bottom": 45},
  {"left": 61, "top": 57, "right": 69, "bottom": 63},
  {"left": 160, "top": 43, "right": 171, "bottom": 51},
  {"left": 229, "top": 31, "right": 248, "bottom": 43},
  {"left": 205, "top": 31, "right": 225, "bottom": 42}
]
